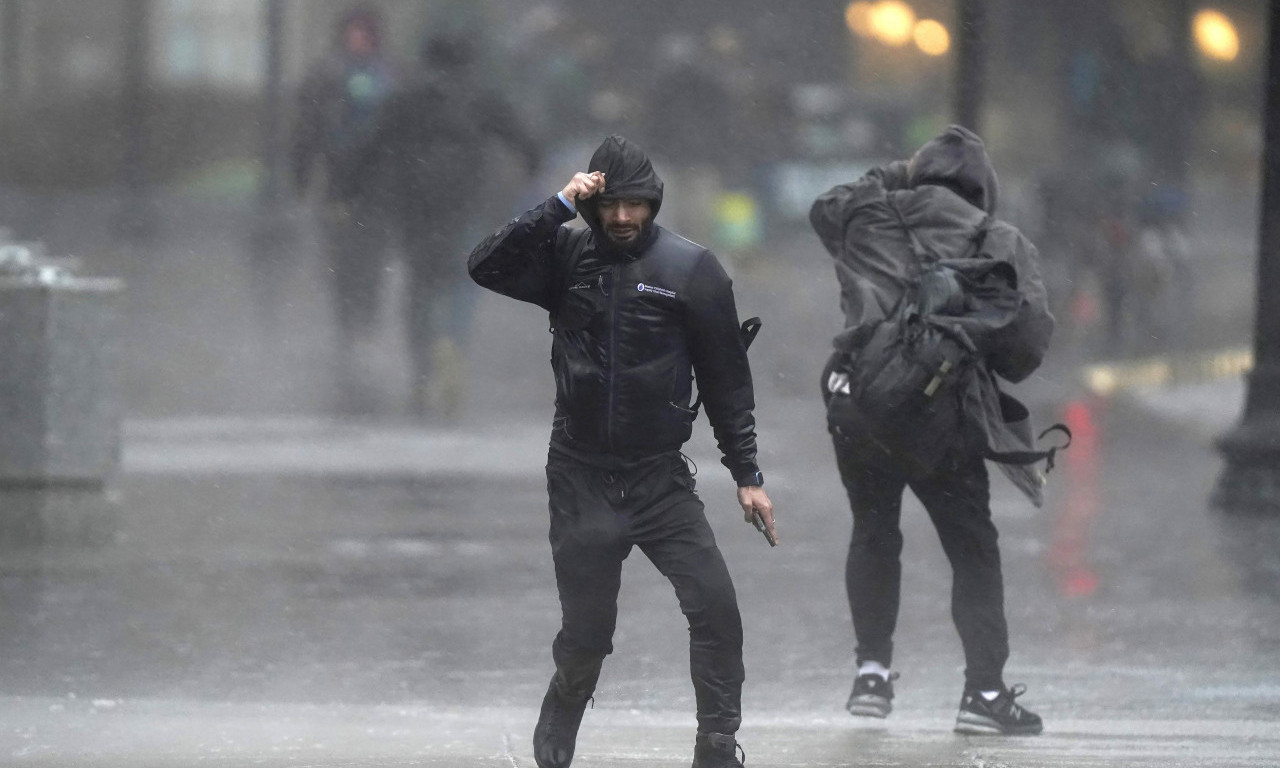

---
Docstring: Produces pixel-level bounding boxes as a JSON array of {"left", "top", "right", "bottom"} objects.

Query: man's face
[{"left": 598, "top": 198, "right": 652, "bottom": 246}]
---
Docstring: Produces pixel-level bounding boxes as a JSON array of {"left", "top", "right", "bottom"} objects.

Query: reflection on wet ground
[
  {"left": 0, "top": 395, "right": 1277, "bottom": 764},
  {"left": 1047, "top": 398, "right": 1102, "bottom": 598}
]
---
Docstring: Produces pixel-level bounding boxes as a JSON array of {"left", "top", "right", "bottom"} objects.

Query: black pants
[
  {"left": 832, "top": 435, "right": 1009, "bottom": 692},
  {"left": 545, "top": 448, "right": 744, "bottom": 735}
]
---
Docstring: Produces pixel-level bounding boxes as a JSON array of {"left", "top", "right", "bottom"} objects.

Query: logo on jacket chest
[{"left": 636, "top": 282, "right": 677, "bottom": 299}]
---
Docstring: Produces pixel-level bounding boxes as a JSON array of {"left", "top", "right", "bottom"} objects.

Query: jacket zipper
[{"left": 605, "top": 263, "right": 620, "bottom": 453}]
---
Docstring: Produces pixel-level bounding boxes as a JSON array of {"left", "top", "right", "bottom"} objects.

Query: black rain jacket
[{"left": 468, "top": 136, "right": 761, "bottom": 483}]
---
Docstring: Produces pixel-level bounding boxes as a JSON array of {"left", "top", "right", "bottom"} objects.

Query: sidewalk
[
  {"left": 1126, "top": 372, "right": 1246, "bottom": 439},
  {"left": 2, "top": 386, "right": 1279, "bottom": 766},
  {"left": 2, "top": 697, "right": 1276, "bottom": 767}
]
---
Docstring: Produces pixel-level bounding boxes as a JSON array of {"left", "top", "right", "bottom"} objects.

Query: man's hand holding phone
[{"left": 737, "top": 486, "right": 777, "bottom": 547}]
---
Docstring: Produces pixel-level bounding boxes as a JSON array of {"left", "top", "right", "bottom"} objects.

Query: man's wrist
[
  {"left": 735, "top": 469, "right": 764, "bottom": 488},
  {"left": 555, "top": 191, "right": 577, "bottom": 215}
]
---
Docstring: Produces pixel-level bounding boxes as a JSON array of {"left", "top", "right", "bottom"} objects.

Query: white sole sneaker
[
  {"left": 954, "top": 710, "right": 1043, "bottom": 735},
  {"left": 847, "top": 695, "right": 892, "bottom": 718}
]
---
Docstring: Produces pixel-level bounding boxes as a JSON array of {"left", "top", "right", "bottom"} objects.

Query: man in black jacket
[{"left": 468, "top": 135, "right": 775, "bottom": 768}]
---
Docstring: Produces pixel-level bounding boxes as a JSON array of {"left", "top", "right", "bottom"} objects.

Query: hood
[
  {"left": 907, "top": 125, "right": 999, "bottom": 214},
  {"left": 578, "top": 135, "right": 664, "bottom": 251}
]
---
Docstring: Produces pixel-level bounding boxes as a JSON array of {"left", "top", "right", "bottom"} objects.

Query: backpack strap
[
  {"left": 888, "top": 196, "right": 994, "bottom": 266},
  {"left": 690, "top": 317, "right": 762, "bottom": 415},
  {"left": 887, "top": 197, "right": 931, "bottom": 270},
  {"left": 971, "top": 214, "right": 994, "bottom": 255},
  {"left": 983, "top": 423, "right": 1073, "bottom": 472},
  {"left": 739, "top": 316, "right": 762, "bottom": 349}
]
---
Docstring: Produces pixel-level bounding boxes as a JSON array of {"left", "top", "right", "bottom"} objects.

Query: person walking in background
[
  {"left": 809, "top": 126, "right": 1055, "bottom": 735},
  {"left": 641, "top": 33, "right": 733, "bottom": 250},
  {"left": 290, "top": 5, "right": 399, "bottom": 413},
  {"left": 358, "top": 31, "right": 541, "bottom": 419},
  {"left": 468, "top": 135, "right": 776, "bottom": 768}
]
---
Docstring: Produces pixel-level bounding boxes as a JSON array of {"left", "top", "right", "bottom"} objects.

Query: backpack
[
  {"left": 825, "top": 275, "right": 977, "bottom": 473},
  {"left": 826, "top": 203, "right": 1068, "bottom": 474}
]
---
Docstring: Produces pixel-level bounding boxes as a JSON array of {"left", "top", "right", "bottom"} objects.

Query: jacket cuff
[
  {"left": 549, "top": 193, "right": 577, "bottom": 221},
  {"left": 731, "top": 463, "right": 763, "bottom": 487}
]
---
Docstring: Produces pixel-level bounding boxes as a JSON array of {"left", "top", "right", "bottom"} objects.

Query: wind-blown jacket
[
  {"left": 468, "top": 136, "right": 761, "bottom": 484},
  {"left": 810, "top": 126, "right": 1055, "bottom": 504}
]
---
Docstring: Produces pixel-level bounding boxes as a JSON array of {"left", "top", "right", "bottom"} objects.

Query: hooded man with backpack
[
  {"left": 468, "top": 135, "right": 776, "bottom": 768},
  {"left": 810, "top": 125, "right": 1055, "bottom": 735}
]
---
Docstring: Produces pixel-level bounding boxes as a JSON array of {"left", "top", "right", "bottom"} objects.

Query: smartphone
[{"left": 752, "top": 511, "right": 777, "bottom": 547}]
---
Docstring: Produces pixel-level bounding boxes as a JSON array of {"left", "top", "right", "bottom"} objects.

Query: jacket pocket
[
  {"left": 665, "top": 358, "right": 696, "bottom": 412},
  {"left": 656, "top": 401, "right": 696, "bottom": 448},
  {"left": 553, "top": 275, "right": 608, "bottom": 332},
  {"left": 668, "top": 400, "right": 697, "bottom": 417}
]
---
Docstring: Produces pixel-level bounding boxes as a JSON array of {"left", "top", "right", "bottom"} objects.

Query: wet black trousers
[
  {"left": 831, "top": 436, "right": 1009, "bottom": 692},
  {"left": 545, "top": 449, "right": 745, "bottom": 735}
]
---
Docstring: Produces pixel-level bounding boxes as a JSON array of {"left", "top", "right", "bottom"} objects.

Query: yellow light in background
[
  {"left": 1086, "top": 367, "right": 1118, "bottom": 398},
  {"left": 845, "top": 1, "right": 874, "bottom": 37},
  {"left": 869, "top": 1, "right": 916, "bottom": 47},
  {"left": 913, "top": 18, "right": 950, "bottom": 56},
  {"left": 1193, "top": 8, "right": 1240, "bottom": 62}
]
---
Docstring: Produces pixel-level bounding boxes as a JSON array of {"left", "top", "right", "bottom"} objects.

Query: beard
[{"left": 603, "top": 222, "right": 650, "bottom": 248}]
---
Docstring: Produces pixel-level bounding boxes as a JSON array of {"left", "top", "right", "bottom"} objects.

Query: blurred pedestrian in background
[
  {"left": 468, "top": 135, "right": 776, "bottom": 768},
  {"left": 642, "top": 33, "right": 733, "bottom": 250},
  {"left": 811, "top": 126, "right": 1054, "bottom": 735},
  {"left": 358, "top": 31, "right": 541, "bottom": 419},
  {"left": 290, "top": 5, "right": 400, "bottom": 413}
]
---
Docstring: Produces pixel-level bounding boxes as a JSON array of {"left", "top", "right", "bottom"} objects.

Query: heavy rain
[{"left": 0, "top": 1, "right": 1278, "bottom": 766}]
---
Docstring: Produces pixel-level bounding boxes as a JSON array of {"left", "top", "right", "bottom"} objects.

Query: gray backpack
[{"left": 825, "top": 209, "right": 1068, "bottom": 473}]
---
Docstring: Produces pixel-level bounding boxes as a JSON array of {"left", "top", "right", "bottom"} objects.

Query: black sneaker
[
  {"left": 691, "top": 732, "right": 746, "bottom": 768},
  {"left": 954, "top": 683, "right": 1043, "bottom": 735},
  {"left": 533, "top": 675, "right": 593, "bottom": 768},
  {"left": 846, "top": 671, "right": 899, "bottom": 718}
]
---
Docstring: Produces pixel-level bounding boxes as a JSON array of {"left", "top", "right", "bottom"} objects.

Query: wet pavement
[
  {"left": 2, "top": 383, "right": 1279, "bottom": 766},
  {"left": 0, "top": 191, "right": 1278, "bottom": 765}
]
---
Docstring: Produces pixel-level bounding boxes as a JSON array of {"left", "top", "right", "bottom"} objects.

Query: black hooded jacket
[{"left": 468, "top": 136, "right": 760, "bottom": 483}]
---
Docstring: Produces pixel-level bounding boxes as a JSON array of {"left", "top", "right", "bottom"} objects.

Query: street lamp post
[
  {"left": 1214, "top": 0, "right": 1280, "bottom": 515},
  {"left": 953, "top": 0, "right": 985, "bottom": 133}
]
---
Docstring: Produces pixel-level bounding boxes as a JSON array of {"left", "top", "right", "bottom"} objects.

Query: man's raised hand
[{"left": 561, "top": 171, "right": 606, "bottom": 206}]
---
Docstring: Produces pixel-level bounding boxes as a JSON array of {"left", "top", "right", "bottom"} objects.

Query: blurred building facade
[
  {"left": 0, "top": 0, "right": 494, "bottom": 192},
  {"left": 0, "top": 0, "right": 1268, "bottom": 245}
]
